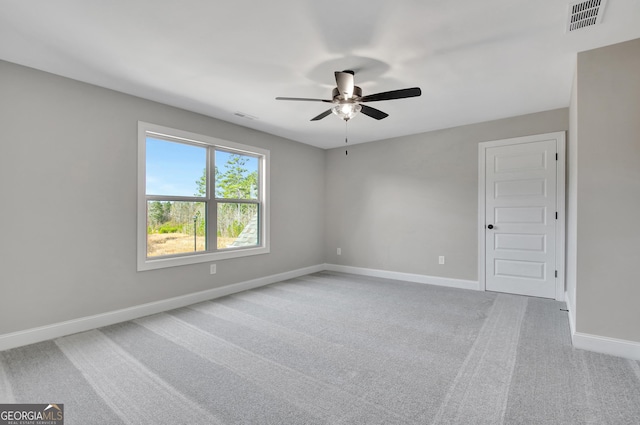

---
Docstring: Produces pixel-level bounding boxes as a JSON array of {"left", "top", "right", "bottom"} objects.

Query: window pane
[
  {"left": 146, "top": 137, "right": 207, "bottom": 197},
  {"left": 217, "top": 203, "right": 259, "bottom": 249},
  {"left": 215, "top": 151, "right": 259, "bottom": 199},
  {"left": 147, "top": 201, "right": 206, "bottom": 257}
]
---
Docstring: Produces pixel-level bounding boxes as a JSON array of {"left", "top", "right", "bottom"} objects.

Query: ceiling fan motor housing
[{"left": 332, "top": 86, "right": 362, "bottom": 103}]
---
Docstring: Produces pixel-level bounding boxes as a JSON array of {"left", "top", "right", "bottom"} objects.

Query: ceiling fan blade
[
  {"left": 335, "top": 71, "right": 355, "bottom": 99},
  {"left": 276, "top": 97, "right": 333, "bottom": 102},
  {"left": 360, "top": 87, "right": 422, "bottom": 102},
  {"left": 310, "top": 109, "right": 333, "bottom": 121},
  {"left": 360, "top": 104, "right": 389, "bottom": 120}
]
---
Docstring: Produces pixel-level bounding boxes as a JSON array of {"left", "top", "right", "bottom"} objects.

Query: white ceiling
[{"left": 1, "top": 1, "right": 640, "bottom": 149}]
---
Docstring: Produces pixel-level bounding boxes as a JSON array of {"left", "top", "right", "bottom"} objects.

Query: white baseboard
[
  {"left": 16, "top": 263, "right": 639, "bottom": 361},
  {"left": 564, "top": 291, "right": 640, "bottom": 361},
  {"left": 572, "top": 332, "right": 640, "bottom": 361},
  {"left": 0, "top": 264, "right": 324, "bottom": 352},
  {"left": 324, "top": 264, "right": 480, "bottom": 291}
]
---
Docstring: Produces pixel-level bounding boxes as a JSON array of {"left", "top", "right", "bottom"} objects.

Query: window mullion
[
  {"left": 213, "top": 198, "right": 260, "bottom": 204},
  {"left": 207, "top": 147, "right": 217, "bottom": 252}
]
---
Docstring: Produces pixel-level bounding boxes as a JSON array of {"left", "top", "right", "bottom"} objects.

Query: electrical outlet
[
  {"left": 337, "top": 248, "right": 341, "bottom": 255},
  {"left": 210, "top": 264, "right": 217, "bottom": 274},
  {"left": 439, "top": 256, "right": 445, "bottom": 265}
]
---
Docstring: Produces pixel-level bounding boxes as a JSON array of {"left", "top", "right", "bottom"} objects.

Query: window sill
[{"left": 137, "top": 245, "right": 270, "bottom": 271}]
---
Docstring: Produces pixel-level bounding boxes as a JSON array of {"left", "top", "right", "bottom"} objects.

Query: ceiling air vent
[{"left": 567, "top": 0, "right": 608, "bottom": 32}]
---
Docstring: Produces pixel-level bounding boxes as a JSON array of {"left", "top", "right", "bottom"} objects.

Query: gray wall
[
  {"left": 0, "top": 60, "right": 326, "bottom": 335},
  {"left": 574, "top": 38, "right": 640, "bottom": 342},
  {"left": 324, "top": 109, "right": 568, "bottom": 281}
]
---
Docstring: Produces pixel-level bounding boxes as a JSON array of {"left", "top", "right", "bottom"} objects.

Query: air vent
[{"left": 567, "top": 0, "right": 607, "bottom": 32}]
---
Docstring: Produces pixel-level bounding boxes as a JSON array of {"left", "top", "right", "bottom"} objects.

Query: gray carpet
[{"left": 1, "top": 271, "right": 639, "bottom": 424}]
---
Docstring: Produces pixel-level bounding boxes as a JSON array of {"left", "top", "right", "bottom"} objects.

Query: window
[{"left": 138, "top": 122, "right": 269, "bottom": 271}]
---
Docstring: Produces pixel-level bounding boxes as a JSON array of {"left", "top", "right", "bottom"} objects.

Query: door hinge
[
  {"left": 556, "top": 212, "right": 558, "bottom": 220},
  {"left": 556, "top": 153, "right": 558, "bottom": 160},
  {"left": 555, "top": 270, "right": 558, "bottom": 278}
]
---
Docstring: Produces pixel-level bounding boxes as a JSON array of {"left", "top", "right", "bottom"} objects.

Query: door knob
[{"left": 487, "top": 224, "right": 494, "bottom": 229}]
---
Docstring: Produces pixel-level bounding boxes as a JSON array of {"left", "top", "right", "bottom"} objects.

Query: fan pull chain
[{"left": 345, "top": 120, "right": 348, "bottom": 156}]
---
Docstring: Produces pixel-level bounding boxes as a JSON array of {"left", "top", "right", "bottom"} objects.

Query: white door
[{"left": 481, "top": 134, "right": 562, "bottom": 299}]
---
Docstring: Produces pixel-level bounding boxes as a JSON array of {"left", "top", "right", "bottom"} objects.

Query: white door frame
[{"left": 478, "top": 132, "right": 566, "bottom": 301}]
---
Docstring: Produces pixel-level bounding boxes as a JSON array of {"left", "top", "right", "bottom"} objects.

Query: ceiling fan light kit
[{"left": 331, "top": 103, "right": 362, "bottom": 121}]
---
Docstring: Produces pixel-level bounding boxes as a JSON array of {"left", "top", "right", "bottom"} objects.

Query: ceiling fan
[{"left": 276, "top": 70, "right": 422, "bottom": 122}]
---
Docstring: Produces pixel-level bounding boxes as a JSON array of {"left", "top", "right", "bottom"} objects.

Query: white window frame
[{"left": 137, "top": 121, "right": 270, "bottom": 271}]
